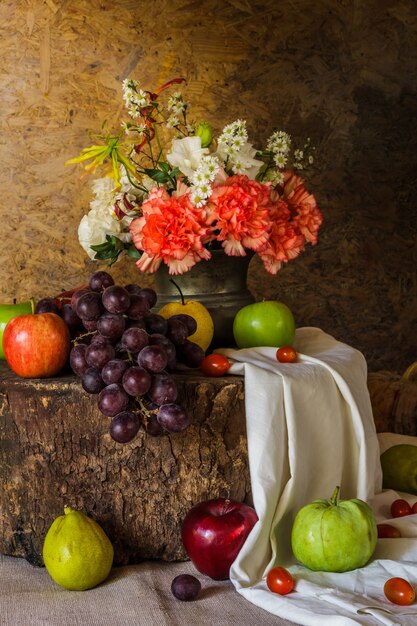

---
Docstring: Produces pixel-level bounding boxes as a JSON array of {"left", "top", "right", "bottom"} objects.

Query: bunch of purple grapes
[{"left": 56, "top": 270, "right": 204, "bottom": 444}]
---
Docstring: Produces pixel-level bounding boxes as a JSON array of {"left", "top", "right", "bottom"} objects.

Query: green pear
[
  {"left": 43, "top": 507, "right": 114, "bottom": 590},
  {"left": 380, "top": 444, "right": 417, "bottom": 494}
]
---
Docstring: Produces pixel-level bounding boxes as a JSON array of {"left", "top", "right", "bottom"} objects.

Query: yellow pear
[
  {"left": 42, "top": 507, "right": 114, "bottom": 591},
  {"left": 158, "top": 299, "right": 214, "bottom": 352}
]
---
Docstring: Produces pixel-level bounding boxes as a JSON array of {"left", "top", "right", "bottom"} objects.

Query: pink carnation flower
[
  {"left": 129, "top": 186, "right": 211, "bottom": 275},
  {"left": 207, "top": 175, "right": 272, "bottom": 255},
  {"left": 257, "top": 172, "right": 323, "bottom": 274},
  {"left": 282, "top": 172, "right": 323, "bottom": 244}
]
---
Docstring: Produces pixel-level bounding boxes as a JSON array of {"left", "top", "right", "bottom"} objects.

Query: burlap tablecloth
[{"left": 0, "top": 554, "right": 298, "bottom": 626}]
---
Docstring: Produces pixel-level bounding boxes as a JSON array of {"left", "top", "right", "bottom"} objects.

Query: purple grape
[
  {"left": 70, "top": 287, "right": 90, "bottom": 312},
  {"left": 96, "top": 312, "right": 126, "bottom": 340},
  {"left": 97, "top": 384, "right": 129, "bottom": 417},
  {"left": 121, "top": 327, "right": 149, "bottom": 353},
  {"left": 102, "top": 285, "right": 131, "bottom": 314},
  {"left": 148, "top": 372, "right": 178, "bottom": 405},
  {"left": 138, "top": 287, "right": 157, "bottom": 308},
  {"left": 145, "top": 412, "right": 167, "bottom": 436},
  {"left": 69, "top": 343, "right": 88, "bottom": 376},
  {"left": 109, "top": 411, "right": 141, "bottom": 443},
  {"left": 177, "top": 340, "right": 205, "bottom": 368},
  {"left": 168, "top": 314, "right": 197, "bottom": 336},
  {"left": 85, "top": 340, "right": 115, "bottom": 368},
  {"left": 124, "top": 283, "right": 142, "bottom": 295},
  {"left": 91, "top": 333, "right": 111, "bottom": 344},
  {"left": 137, "top": 344, "right": 168, "bottom": 373},
  {"left": 149, "top": 334, "right": 176, "bottom": 361},
  {"left": 171, "top": 574, "right": 201, "bottom": 601},
  {"left": 34, "top": 297, "right": 60, "bottom": 315},
  {"left": 166, "top": 317, "right": 189, "bottom": 345},
  {"left": 89, "top": 270, "right": 114, "bottom": 292},
  {"left": 125, "top": 318, "right": 146, "bottom": 330},
  {"left": 81, "top": 367, "right": 105, "bottom": 394},
  {"left": 165, "top": 355, "right": 178, "bottom": 372},
  {"left": 82, "top": 318, "right": 98, "bottom": 331},
  {"left": 145, "top": 314, "right": 168, "bottom": 335},
  {"left": 61, "top": 303, "right": 83, "bottom": 333},
  {"left": 76, "top": 291, "right": 103, "bottom": 320},
  {"left": 157, "top": 403, "right": 190, "bottom": 432},
  {"left": 122, "top": 366, "right": 152, "bottom": 396},
  {"left": 102, "top": 358, "right": 129, "bottom": 385},
  {"left": 126, "top": 293, "right": 150, "bottom": 320}
]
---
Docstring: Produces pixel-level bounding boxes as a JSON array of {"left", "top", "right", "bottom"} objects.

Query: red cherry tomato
[
  {"left": 276, "top": 346, "right": 297, "bottom": 363},
  {"left": 384, "top": 577, "right": 415, "bottom": 605},
  {"left": 200, "top": 354, "right": 231, "bottom": 377},
  {"left": 377, "top": 523, "right": 402, "bottom": 538},
  {"left": 266, "top": 566, "right": 295, "bottom": 595},
  {"left": 412, "top": 502, "right": 417, "bottom": 514},
  {"left": 390, "top": 499, "right": 412, "bottom": 518}
]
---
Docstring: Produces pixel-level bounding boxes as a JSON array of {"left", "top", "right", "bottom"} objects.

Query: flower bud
[{"left": 195, "top": 122, "right": 213, "bottom": 148}]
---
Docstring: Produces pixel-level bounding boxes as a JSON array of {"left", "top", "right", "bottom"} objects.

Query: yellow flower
[{"left": 66, "top": 136, "right": 135, "bottom": 190}]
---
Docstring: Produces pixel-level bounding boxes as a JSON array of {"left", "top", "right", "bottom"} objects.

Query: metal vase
[{"left": 154, "top": 250, "right": 255, "bottom": 348}]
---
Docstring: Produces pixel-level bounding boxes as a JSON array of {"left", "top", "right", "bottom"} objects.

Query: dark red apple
[
  {"left": 3, "top": 312, "right": 71, "bottom": 378},
  {"left": 181, "top": 497, "right": 258, "bottom": 580},
  {"left": 54, "top": 284, "right": 89, "bottom": 308}
]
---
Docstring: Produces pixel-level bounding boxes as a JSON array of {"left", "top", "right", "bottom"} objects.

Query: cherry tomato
[
  {"left": 200, "top": 354, "right": 231, "bottom": 377},
  {"left": 412, "top": 502, "right": 417, "bottom": 514},
  {"left": 276, "top": 346, "right": 297, "bottom": 363},
  {"left": 266, "top": 566, "right": 295, "bottom": 595},
  {"left": 390, "top": 499, "right": 412, "bottom": 518},
  {"left": 384, "top": 577, "right": 415, "bottom": 605},
  {"left": 377, "top": 523, "right": 402, "bottom": 538}
]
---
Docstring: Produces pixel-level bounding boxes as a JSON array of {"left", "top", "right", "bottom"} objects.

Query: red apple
[
  {"left": 181, "top": 497, "right": 258, "bottom": 580},
  {"left": 3, "top": 312, "right": 71, "bottom": 378}
]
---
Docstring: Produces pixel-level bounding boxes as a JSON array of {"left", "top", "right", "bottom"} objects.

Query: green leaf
[
  {"left": 93, "top": 249, "right": 120, "bottom": 261},
  {"left": 143, "top": 167, "right": 170, "bottom": 183},
  {"left": 127, "top": 244, "right": 141, "bottom": 259},
  {"left": 90, "top": 241, "right": 112, "bottom": 252}
]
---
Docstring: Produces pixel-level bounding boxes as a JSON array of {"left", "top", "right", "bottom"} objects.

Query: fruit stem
[
  {"left": 169, "top": 278, "right": 185, "bottom": 306},
  {"left": 330, "top": 486, "right": 340, "bottom": 505}
]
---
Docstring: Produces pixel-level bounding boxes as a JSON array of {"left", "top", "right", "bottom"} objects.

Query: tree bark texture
[
  {"left": 0, "top": 365, "right": 415, "bottom": 567},
  {"left": 0, "top": 363, "right": 249, "bottom": 566}
]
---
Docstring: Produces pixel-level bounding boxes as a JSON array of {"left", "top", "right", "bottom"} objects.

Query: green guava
[{"left": 291, "top": 486, "right": 377, "bottom": 572}]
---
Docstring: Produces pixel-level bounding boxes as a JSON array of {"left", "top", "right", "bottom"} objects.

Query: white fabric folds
[{"left": 217, "top": 328, "right": 417, "bottom": 626}]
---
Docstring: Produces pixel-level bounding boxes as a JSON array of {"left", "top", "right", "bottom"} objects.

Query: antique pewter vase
[{"left": 154, "top": 250, "right": 255, "bottom": 348}]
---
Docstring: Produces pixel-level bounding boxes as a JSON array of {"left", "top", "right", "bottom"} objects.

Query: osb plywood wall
[{"left": 0, "top": 0, "right": 416, "bottom": 372}]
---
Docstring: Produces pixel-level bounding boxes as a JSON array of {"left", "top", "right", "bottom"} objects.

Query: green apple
[
  {"left": 0, "top": 299, "right": 35, "bottom": 359},
  {"left": 380, "top": 444, "right": 417, "bottom": 494},
  {"left": 291, "top": 486, "right": 377, "bottom": 572},
  {"left": 233, "top": 300, "right": 295, "bottom": 348}
]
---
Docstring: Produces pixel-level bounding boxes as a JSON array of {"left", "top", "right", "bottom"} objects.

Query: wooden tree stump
[
  {"left": 1, "top": 364, "right": 416, "bottom": 567},
  {"left": 0, "top": 363, "right": 249, "bottom": 566}
]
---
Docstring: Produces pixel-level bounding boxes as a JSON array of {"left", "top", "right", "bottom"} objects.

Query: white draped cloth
[{"left": 217, "top": 328, "right": 417, "bottom": 626}]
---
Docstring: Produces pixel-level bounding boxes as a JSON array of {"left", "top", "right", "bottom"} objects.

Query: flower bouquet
[{"left": 67, "top": 77, "right": 323, "bottom": 276}]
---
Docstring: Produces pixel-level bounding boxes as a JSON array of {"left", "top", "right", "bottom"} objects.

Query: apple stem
[
  {"left": 330, "top": 486, "right": 340, "bottom": 505},
  {"left": 169, "top": 278, "right": 185, "bottom": 306}
]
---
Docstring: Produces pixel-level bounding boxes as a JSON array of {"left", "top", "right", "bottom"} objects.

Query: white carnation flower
[{"left": 78, "top": 176, "right": 134, "bottom": 258}]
